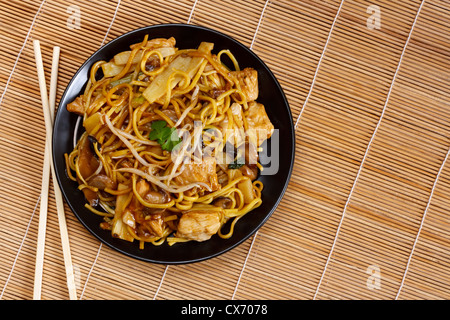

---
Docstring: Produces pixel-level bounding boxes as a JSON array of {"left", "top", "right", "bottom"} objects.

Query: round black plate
[{"left": 53, "top": 24, "right": 295, "bottom": 264}]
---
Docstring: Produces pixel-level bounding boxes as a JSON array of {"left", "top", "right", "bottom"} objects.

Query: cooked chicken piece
[
  {"left": 245, "top": 101, "right": 274, "bottom": 147},
  {"left": 230, "top": 103, "right": 244, "bottom": 128},
  {"left": 175, "top": 155, "right": 220, "bottom": 192},
  {"left": 132, "top": 206, "right": 168, "bottom": 239},
  {"left": 176, "top": 210, "right": 222, "bottom": 241},
  {"left": 146, "top": 219, "right": 165, "bottom": 237},
  {"left": 67, "top": 96, "right": 85, "bottom": 115},
  {"left": 67, "top": 94, "right": 105, "bottom": 116},
  {"left": 134, "top": 215, "right": 166, "bottom": 239},
  {"left": 229, "top": 68, "right": 259, "bottom": 102},
  {"left": 136, "top": 179, "right": 150, "bottom": 197}
]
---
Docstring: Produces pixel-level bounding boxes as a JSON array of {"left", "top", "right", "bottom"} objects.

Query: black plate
[{"left": 53, "top": 24, "right": 295, "bottom": 264}]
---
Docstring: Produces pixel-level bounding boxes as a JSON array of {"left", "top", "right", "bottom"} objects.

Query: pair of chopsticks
[{"left": 33, "top": 40, "right": 77, "bottom": 300}]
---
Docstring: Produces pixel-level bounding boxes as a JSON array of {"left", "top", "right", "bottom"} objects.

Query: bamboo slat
[{"left": 0, "top": 0, "right": 449, "bottom": 300}]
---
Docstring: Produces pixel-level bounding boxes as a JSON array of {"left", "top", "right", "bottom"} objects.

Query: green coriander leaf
[
  {"left": 151, "top": 120, "right": 168, "bottom": 131},
  {"left": 149, "top": 120, "right": 181, "bottom": 151},
  {"left": 162, "top": 128, "right": 181, "bottom": 151},
  {"left": 148, "top": 120, "right": 166, "bottom": 140},
  {"left": 228, "top": 157, "right": 245, "bottom": 169}
]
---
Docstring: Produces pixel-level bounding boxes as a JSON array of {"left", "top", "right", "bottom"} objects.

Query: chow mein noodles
[{"left": 65, "top": 36, "right": 274, "bottom": 248}]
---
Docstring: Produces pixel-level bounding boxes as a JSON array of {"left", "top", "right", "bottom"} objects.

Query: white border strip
[
  {"left": 0, "top": 196, "right": 41, "bottom": 299},
  {"left": 187, "top": 0, "right": 199, "bottom": 24},
  {"left": 0, "top": 0, "right": 46, "bottom": 299},
  {"left": 250, "top": 0, "right": 270, "bottom": 50},
  {"left": 153, "top": 265, "right": 169, "bottom": 300},
  {"left": 313, "top": 0, "right": 425, "bottom": 300},
  {"left": 231, "top": 231, "right": 259, "bottom": 300},
  {"left": 79, "top": 243, "right": 102, "bottom": 300},
  {"left": 395, "top": 125, "right": 447, "bottom": 298},
  {"left": 0, "top": 0, "right": 46, "bottom": 112},
  {"left": 100, "top": 0, "right": 121, "bottom": 46},
  {"left": 294, "top": 0, "right": 345, "bottom": 131}
]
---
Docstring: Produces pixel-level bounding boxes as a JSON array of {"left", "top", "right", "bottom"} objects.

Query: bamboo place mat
[{"left": 0, "top": 0, "right": 449, "bottom": 300}]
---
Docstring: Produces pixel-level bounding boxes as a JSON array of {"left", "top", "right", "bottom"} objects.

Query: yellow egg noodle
[{"left": 65, "top": 35, "right": 274, "bottom": 248}]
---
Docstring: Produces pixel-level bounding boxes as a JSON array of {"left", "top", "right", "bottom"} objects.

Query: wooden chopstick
[
  {"left": 33, "top": 40, "right": 77, "bottom": 300},
  {"left": 33, "top": 41, "right": 54, "bottom": 301},
  {"left": 33, "top": 80, "right": 51, "bottom": 299}
]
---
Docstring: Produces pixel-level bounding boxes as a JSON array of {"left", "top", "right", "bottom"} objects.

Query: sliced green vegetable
[
  {"left": 110, "top": 74, "right": 133, "bottom": 87},
  {"left": 131, "top": 94, "right": 146, "bottom": 108}
]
